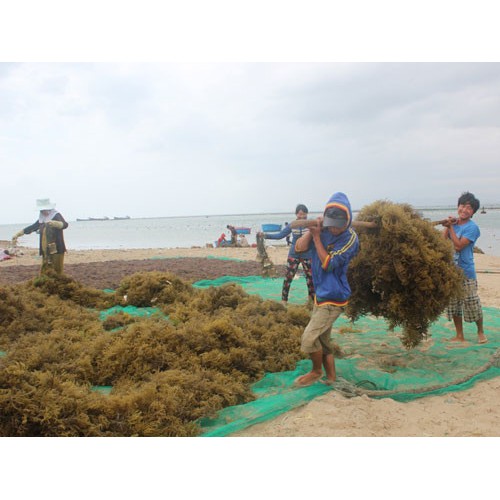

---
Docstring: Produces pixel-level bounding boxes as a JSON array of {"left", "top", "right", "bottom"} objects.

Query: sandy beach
[{"left": 1, "top": 242, "right": 499, "bottom": 437}]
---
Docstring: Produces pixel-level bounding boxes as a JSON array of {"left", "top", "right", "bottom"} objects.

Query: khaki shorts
[
  {"left": 301, "top": 304, "right": 343, "bottom": 355},
  {"left": 447, "top": 278, "right": 482, "bottom": 323}
]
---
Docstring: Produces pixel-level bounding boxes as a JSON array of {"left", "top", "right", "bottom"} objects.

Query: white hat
[{"left": 36, "top": 198, "right": 56, "bottom": 211}]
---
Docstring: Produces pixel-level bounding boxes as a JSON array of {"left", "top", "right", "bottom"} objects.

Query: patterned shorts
[{"left": 447, "top": 278, "right": 482, "bottom": 322}]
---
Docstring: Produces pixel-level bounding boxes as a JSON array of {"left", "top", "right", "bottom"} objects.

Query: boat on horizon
[
  {"left": 113, "top": 216, "right": 131, "bottom": 220},
  {"left": 76, "top": 216, "right": 110, "bottom": 221}
]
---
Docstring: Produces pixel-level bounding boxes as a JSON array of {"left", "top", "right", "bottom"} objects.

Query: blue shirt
[
  {"left": 451, "top": 220, "right": 480, "bottom": 279},
  {"left": 264, "top": 224, "right": 313, "bottom": 259}
]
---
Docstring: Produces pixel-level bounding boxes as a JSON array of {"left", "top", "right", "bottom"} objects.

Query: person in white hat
[{"left": 12, "top": 198, "right": 69, "bottom": 275}]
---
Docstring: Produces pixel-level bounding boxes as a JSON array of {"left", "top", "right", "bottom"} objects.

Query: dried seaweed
[
  {"left": 115, "top": 271, "right": 194, "bottom": 307},
  {"left": 29, "top": 269, "right": 116, "bottom": 309},
  {"left": 0, "top": 272, "right": 309, "bottom": 436},
  {"left": 346, "top": 200, "right": 464, "bottom": 348}
]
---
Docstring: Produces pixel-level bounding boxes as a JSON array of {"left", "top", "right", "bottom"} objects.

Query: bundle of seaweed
[
  {"left": 346, "top": 200, "right": 464, "bottom": 348},
  {"left": 101, "top": 311, "right": 141, "bottom": 331},
  {"left": 0, "top": 284, "right": 102, "bottom": 350},
  {"left": 115, "top": 271, "right": 194, "bottom": 307},
  {"left": 28, "top": 269, "right": 116, "bottom": 309},
  {"left": 0, "top": 274, "right": 310, "bottom": 436}
]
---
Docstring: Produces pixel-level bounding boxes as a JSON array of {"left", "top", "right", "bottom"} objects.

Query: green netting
[
  {"left": 192, "top": 275, "right": 500, "bottom": 436},
  {"left": 149, "top": 255, "right": 244, "bottom": 262},
  {"left": 98, "top": 305, "right": 160, "bottom": 321},
  {"left": 91, "top": 385, "right": 113, "bottom": 395},
  {"left": 194, "top": 275, "right": 306, "bottom": 303}
]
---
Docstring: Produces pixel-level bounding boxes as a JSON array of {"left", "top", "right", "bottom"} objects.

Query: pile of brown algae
[
  {"left": 346, "top": 200, "right": 464, "bottom": 348},
  {"left": 0, "top": 271, "right": 310, "bottom": 436}
]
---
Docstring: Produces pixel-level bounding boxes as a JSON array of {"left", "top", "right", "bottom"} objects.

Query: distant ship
[
  {"left": 480, "top": 206, "right": 486, "bottom": 214},
  {"left": 76, "top": 216, "right": 110, "bottom": 221},
  {"left": 76, "top": 216, "right": 131, "bottom": 221}
]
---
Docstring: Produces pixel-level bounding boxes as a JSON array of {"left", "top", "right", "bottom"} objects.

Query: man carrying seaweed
[
  {"left": 294, "top": 192, "right": 359, "bottom": 387},
  {"left": 442, "top": 191, "right": 487, "bottom": 344}
]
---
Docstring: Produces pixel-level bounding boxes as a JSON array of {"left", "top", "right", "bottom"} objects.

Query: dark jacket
[{"left": 23, "top": 212, "right": 69, "bottom": 255}]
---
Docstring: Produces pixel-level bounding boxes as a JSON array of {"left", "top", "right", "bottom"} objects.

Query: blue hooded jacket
[{"left": 310, "top": 192, "right": 359, "bottom": 306}]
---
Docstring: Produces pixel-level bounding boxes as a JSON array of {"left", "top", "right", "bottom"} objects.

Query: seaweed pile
[
  {"left": 0, "top": 271, "right": 310, "bottom": 436},
  {"left": 346, "top": 200, "right": 464, "bottom": 348}
]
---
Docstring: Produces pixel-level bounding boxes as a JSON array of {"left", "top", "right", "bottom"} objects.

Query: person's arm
[
  {"left": 295, "top": 218, "right": 321, "bottom": 253},
  {"left": 447, "top": 224, "right": 471, "bottom": 252},
  {"left": 47, "top": 213, "right": 69, "bottom": 230},
  {"left": 260, "top": 224, "right": 292, "bottom": 240}
]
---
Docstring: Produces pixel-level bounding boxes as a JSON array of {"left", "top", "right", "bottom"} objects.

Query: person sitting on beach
[
  {"left": 0, "top": 248, "right": 12, "bottom": 261},
  {"left": 238, "top": 234, "right": 250, "bottom": 247},
  {"left": 217, "top": 233, "right": 229, "bottom": 247},
  {"left": 257, "top": 204, "right": 315, "bottom": 304},
  {"left": 226, "top": 225, "right": 238, "bottom": 246},
  {"left": 293, "top": 192, "right": 359, "bottom": 387},
  {"left": 442, "top": 191, "right": 487, "bottom": 344},
  {"left": 12, "top": 198, "right": 69, "bottom": 275}
]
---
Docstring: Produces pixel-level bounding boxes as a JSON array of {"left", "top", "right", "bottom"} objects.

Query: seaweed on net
[
  {"left": 0, "top": 272, "right": 310, "bottom": 436},
  {"left": 115, "top": 271, "right": 194, "bottom": 307},
  {"left": 101, "top": 311, "right": 140, "bottom": 331},
  {"left": 0, "top": 285, "right": 102, "bottom": 350},
  {"left": 0, "top": 365, "right": 106, "bottom": 437},
  {"left": 28, "top": 269, "right": 116, "bottom": 309},
  {"left": 346, "top": 200, "right": 464, "bottom": 348}
]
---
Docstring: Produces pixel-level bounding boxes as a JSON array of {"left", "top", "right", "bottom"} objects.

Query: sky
[{"left": 2, "top": 61, "right": 500, "bottom": 225}]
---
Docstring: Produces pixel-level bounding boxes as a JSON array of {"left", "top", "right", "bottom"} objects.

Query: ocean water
[{"left": 1, "top": 209, "right": 499, "bottom": 256}]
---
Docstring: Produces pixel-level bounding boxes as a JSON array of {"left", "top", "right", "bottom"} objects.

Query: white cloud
[{"left": 1, "top": 62, "right": 500, "bottom": 224}]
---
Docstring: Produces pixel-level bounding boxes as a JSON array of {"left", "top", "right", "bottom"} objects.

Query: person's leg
[
  {"left": 301, "top": 259, "right": 315, "bottom": 302},
  {"left": 282, "top": 258, "right": 299, "bottom": 302},
  {"left": 317, "top": 306, "right": 342, "bottom": 383},
  {"left": 450, "top": 315, "right": 465, "bottom": 341},
  {"left": 447, "top": 287, "right": 465, "bottom": 341},
  {"left": 295, "top": 305, "right": 341, "bottom": 386},
  {"left": 322, "top": 353, "right": 336, "bottom": 383},
  {"left": 476, "top": 318, "right": 487, "bottom": 343},
  {"left": 462, "top": 278, "right": 487, "bottom": 344}
]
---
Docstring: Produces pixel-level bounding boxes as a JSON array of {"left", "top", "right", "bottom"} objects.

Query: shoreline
[{"left": 3, "top": 243, "right": 500, "bottom": 309}]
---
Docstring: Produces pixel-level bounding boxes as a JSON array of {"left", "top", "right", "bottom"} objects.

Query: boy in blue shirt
[
  {"left": 294, "top": 192, "right": 359, "bottom": 387},
  {"left": 443, "top": 191, "right": 487, "bottom": 344}
]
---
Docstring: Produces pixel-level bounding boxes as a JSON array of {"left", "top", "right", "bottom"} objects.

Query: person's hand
[
  {"left": 11, "top": 230, "right": 24, "bottom": 245},
  {"left": 308, "top": 217, "right": 323, "bottom": 237},
  {"left": 47, "top": 220, "right": 64, "bottom": 229},
  {"left": 441, "top": 216, "right": 457, "bottom": 228}
]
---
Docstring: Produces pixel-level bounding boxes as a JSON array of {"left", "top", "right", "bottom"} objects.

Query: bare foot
[
  {"left": 445, "top": 336, "right": 466, "bottom": 342},
  {"left": 320, "top": 377, "right": 336, "bottom": 386},
  {"left": 294, "top": 372, "right": 322, "bottom": 388},
  {"left": 478, "top": 333, "right": 488, "bottom": 344}
]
